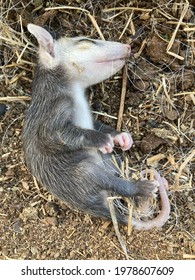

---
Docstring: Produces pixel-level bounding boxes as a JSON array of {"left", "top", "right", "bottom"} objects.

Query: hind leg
[
  {"left": 86, "top": 162, "right": 158, "bottom": 199},
  {"left": 106, "top": 174, "right": 158, "bottom": 199},
  {"left": 84, "top": 190, "right": 128, "bottom": 224}
]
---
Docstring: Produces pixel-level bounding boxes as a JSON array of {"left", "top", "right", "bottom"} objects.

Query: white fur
[
  {"left": 27, "top": 24, "right": 131, "bottom": 145},
  {"left": 71, "top": 83, "right": 93, "bottom": 129},
  {"left": 56, "top": 37, "right": 130, "bottom": 87},
  {"left": 27, "top": 24, "right": 131, "bottom": 88}
]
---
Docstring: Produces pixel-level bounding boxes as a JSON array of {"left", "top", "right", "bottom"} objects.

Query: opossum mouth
[{"left": 96, "top": 57, "right": 127, "bottom": 64}]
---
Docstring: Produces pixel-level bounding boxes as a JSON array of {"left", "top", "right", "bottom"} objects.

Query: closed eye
[{"left": 77, "top": 38, "right": 97, "bottom": 45}]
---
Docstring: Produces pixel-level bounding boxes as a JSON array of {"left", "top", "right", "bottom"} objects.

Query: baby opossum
[{"left": 23, "top": 24, "right": 158, "bottom": 225}]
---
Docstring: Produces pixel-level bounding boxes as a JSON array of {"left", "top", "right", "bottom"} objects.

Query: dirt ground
[{"left": 0, "top": 0, "right": 195, "bottom": 260}]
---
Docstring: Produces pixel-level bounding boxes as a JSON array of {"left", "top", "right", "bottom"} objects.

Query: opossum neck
[{"left": 71, "top": 83, "right": 94, "bottom": 129}]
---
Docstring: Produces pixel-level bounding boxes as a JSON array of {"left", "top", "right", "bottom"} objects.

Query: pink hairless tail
[{"left": 132, "top": 169, "right": 170, "bottom": 230}]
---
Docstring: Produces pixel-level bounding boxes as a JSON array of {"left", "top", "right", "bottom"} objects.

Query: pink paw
[
  {"left": 114, "top": 132, "right": 133, "bottom": 151},
  {"left": 99, "top": 135, "right": 114, "bottom": 154}
]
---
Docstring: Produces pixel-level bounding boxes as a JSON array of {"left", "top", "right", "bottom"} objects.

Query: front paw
[
  {"left": 114, "top": 132, "right": 133, "bottom": 151},
  {"left": 98, "top": 134, "right": 114, "bottom": 154}
]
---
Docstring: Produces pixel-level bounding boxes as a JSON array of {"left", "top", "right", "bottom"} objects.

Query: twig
[
  {"left": 87, "top": 13, "right": 105, "bottom": 40},
  {"left": 147, "top": 153, "right": 166, "bottom": 165},
  {"left": 119, "top": 13, "right": 133, "bottom": 40},
  {"left": 92, "top": 111, "right": 118, "bottom": 120},
  {"left": 183, "top": 254, "right": 195, "bottom": 259},
  {"left": 174, "top": 149, "right": 195, "bottom": 190},
  {"left": 133, "top": 39, "right": 147, "bottom": 58},
  {"left": 107, "top": 197, "right": 129, "bottom": 260},
  {"left": 0, "top": 96, "right": 31, "bottom": 102},
  {"left": 103, "top": 10, "right": 126, "bottom": 21},
  {"left": 45, "top": 6, "right": 89, "bottom": 13},
  {"left": 45, "top": 6, "right": 105, "bottom": 40},
  {"left": 126, "top": 198, "right": 133, "bottom": 236},
  {"left": 117, "top": 64, "right": 128, "bottom": 131},
  {"left": 174, "top": 91, "right": 195, "bottom": 105},
  {"left": 183, "top": 27, "right": 195, "bottom": 32},
  {"left": 103, "top": 7, "right": 152, "bottom": 13},
  {"left": 166, "top": 0, "right": 189, "bottom": 60},
  {"left": 174, "top": 91, "right": 195, "bottom": 96}
]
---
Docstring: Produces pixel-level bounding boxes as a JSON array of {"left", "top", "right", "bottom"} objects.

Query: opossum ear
[{"left": 27, "top": 24, "right": 55, "bottom": 57}]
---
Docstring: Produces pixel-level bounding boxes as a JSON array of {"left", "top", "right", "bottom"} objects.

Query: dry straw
[{"left": 1, "top": 0, "right": 194, "bottom": 259}]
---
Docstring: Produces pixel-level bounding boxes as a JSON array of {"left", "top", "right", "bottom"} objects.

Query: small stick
[
  {"left": 157, "top": 9, "right": 176, "bottom": 20},
  {"left": 33, "top": 177, "right": 49, "bottom": 201},
  {"left": 119, "top": 13, "right": 133, "bottom": 40},
  {"left": 108, "top": 197, "right": 129, "bottom": 260},
  {"left": 190, "top": 94, "right": 195, "bottom": 105},
  {"left": 104, "top": 10, "right": 126, "bottom": 21},
  {"left": 162, "top": 75, "right": 174, "bottom": 107},
  {"left": 184, "top": 27, "right": 195, "bottom": 31},
  {"left": 87, "top": 14, "right": 105, "bottom": 40},
  {"left": 174, "top": 91, "right": 195, "bottom": 96},
  {"left": 117, "top": 64, "right": 128, "bottom": 131},
  {"left": 133, "top": 39, "right": 147, "bottom": 58},
  {"left": 147, "top": 153, "right": 166, "bottom": 165},
  {"left": 45, "top": 6, "right": 89, "bottom": 13},
  {"left": 183, "top": 254, "right": 195, "bottom": 259},
  {"left": 16, "top": 42, "right": 29, "bottom": 64},
  {"left": 174, "top": 149, "right": 195, "bottom": 190},
  {"left": 174, "top": 91, "right": 195, "bottom": 105},
  {"left": 166, "top": 0, "right": 189, "bottom": 60},
  {"left": 103, "top": 7, "right": 152, "bottom": 13},
  {"left": 125, "top": 198, "right": 133, "bottom": 236},
  {"left": 46, "top": 6, "right": 105, "bottom": 41},
  {"left": 92, "top": 111, "right": 118, "bottom": 120},
  {"left": 0, "top": 96, "right": 31, "bottom": 102}
]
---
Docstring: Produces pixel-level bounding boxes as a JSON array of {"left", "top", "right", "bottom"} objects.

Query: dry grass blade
[
  {"left": 1, "top": 0, "right": 194, "bottom": 260},
  {"left": 125, "top": 198, "right": 133, "bottom": 236},
  {"left": 174, "top": 91, "right": 195, "bottom": 96},
  {"left": 45, "top": 5, "right": 105, "bottom": 40},
  {"left": 133, "top": 39, "right": 147, "bottom": 58},
  {"left": 147, "top": 154, "right": 166, "bottom": 165},
  {"left": 174, "top": 91, "right": 195, "bottom": 105},
  {"left": 103, "top": 7, "right": 152, "bottom": 13},
  {"left": 45, "top": 6, "right": 89, "bottom": 13},
  {"left": 162, "top": 76, "right": 174, "bottom": 107},
  {"left": 0, "top": 96, "right": 31, "bottom": 102},
  {"left": 107, "top": 197, "right": 129, "bottom": 260},
  {"left": 119, "top": 12, "right": 133, "bottom": 40},
  {"left": 87, "top": 14, "right": 105, "bottom": 40},
  {"left": 183, "top": 27, "right": 195, "bottom": 32},
  {"left": 103, "top": 10, "right": 126, "bottom": 21},
  {"left": 183, "top": 254, "right": 195, "bottom": 259},
  {"left": 174, "top": 149, "right": 195, "bottom": 190},
  {"left": 92, "top": 111, "right": 118, "bottom": 120},
  {"left": 166, "top": 0, "right": 189, "bottom": 60},
  {"left": 117, "top": 64, "right": 128, "bottom": 131}
]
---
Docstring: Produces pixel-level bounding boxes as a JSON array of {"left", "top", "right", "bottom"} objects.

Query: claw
[{"left": 99, "top": 135, "right": 114, "bottom": 154}]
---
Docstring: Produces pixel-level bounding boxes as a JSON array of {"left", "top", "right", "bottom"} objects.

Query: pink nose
[{"left": 125, "top": 44, "right": 131, "bottom": 55}]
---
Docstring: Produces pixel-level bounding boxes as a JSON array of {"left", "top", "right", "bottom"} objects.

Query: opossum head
[{"left": 27, "top": 24, "right": 131, "bottom": 87}]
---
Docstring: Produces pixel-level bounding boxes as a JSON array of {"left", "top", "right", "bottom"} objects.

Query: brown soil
[{"left": 0, "top": 0, "right": 195, "bottom": 260}]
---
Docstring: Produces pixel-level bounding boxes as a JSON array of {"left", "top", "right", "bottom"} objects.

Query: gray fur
[{"left": 23, "top": 63, "right": 157, "bottom": 224}]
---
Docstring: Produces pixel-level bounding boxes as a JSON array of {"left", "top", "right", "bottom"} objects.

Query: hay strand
[
  {"left": 107, "top": 197, "right": 129, "bottom": 260},
  {"left": 117, "top": 64, "right": 128, "bottom": 131},
  {"left": 174, "top": 149, "right": 195, "bottom": 190}
]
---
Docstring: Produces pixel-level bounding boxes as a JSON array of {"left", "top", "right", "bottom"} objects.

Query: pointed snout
[{"left": 124, "top": 44, "right": 131, "bottom": 58}]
